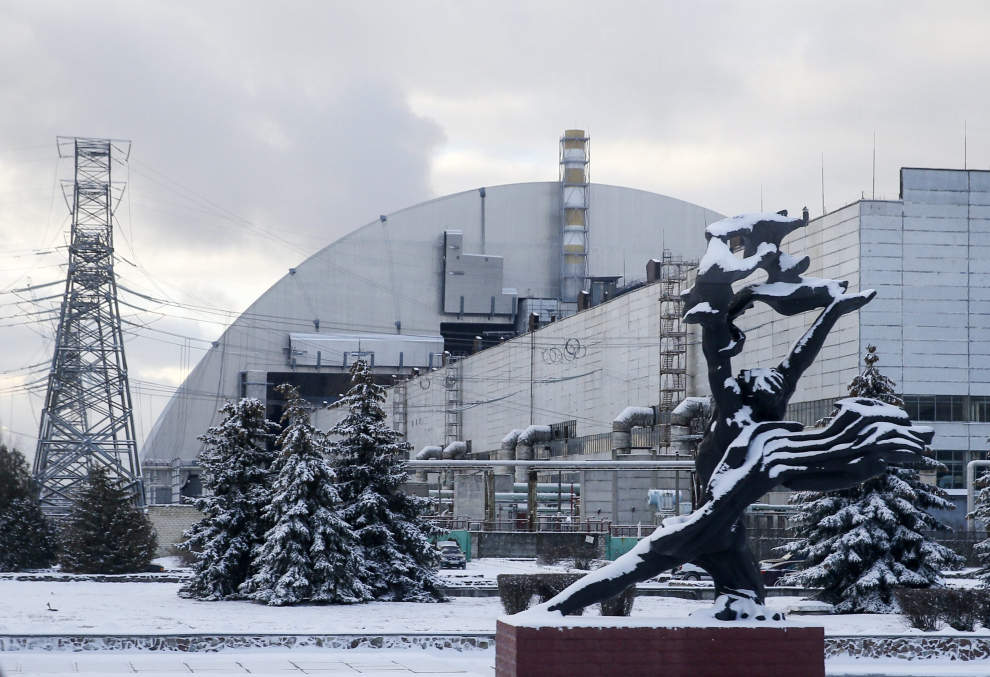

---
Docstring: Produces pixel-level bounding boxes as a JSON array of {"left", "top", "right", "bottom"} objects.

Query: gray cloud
[{"left": 1, "top": 0, "right": 988, "bottom": 458}]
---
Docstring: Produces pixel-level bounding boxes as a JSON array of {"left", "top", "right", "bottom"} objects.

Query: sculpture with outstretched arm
[{"left": 525, "top": 211, "right": 933, "bottom": 620}]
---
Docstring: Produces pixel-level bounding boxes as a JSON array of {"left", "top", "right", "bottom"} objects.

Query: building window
[
  {"left": 901, "top": 395, "right": 965, "bottom": 422},
  {"left": 971, "top": 397, "right": 990, "bottom": 423},
  {"left": 933, "top": 450, "right": 966, "bottom": 489},
  {"left": 785, "top": 398, "right": 840, "bottom": 427}
]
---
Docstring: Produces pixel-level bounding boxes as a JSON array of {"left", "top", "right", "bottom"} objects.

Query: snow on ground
[
  {"left": 0, "top": 578, "right": 979, "bottom": 637},
  {"left": 150, "top": 557, "right": 190, "bottom": 572},
  {"left": 5, "top": 650, "right": 990, "bottom": 677},
  {"left": 0, "top": 559, "right": 984, "bottom": 637}
]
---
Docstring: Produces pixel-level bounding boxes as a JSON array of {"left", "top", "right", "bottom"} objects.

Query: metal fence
[{"left": 428, "top": 516, "right": 612, "bottom": 533}]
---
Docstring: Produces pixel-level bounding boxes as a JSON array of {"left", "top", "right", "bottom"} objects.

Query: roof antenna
[
  {"left": 821, "top": 153, "right": 826, "bottom": 217},
  {"left": 964, "top": 120, "right": 968, "bottom": 170},
  {"left": 760, "top": 185, "right": 763, "bottom": 212},
  {"left": 872, "top": 132, "right": 876, "bottom": 200}
]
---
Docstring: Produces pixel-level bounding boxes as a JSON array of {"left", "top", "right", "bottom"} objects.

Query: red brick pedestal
[{"left": 496, "top": 617, "right": 824, "bottom": 677}]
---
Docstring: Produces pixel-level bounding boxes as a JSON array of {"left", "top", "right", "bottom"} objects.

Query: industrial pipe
[
  {"left": 414, "top": 445, "right": 443, "bottom": 482},
  {"left": 407, "top": 460, "right": 696, "bottom": 469},
  {"left": 669, "top": 397, "right": 711, "bottom": 455},
  {"left": 611, "top": 407, "right": 656, "bottom": 455},
  {"left": 515, "top": 425, "right": 553, "bottom": 482},
  {"left": 499, "top": 429, "right": 524, "bottom": 476},
  {"left": 442, "top": 441, "right": 468, "bottom": 459}
]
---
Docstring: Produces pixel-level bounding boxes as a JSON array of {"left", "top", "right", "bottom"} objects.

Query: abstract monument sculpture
[{"left": 532, "top": 211, "right": 934, "bottom": 620}]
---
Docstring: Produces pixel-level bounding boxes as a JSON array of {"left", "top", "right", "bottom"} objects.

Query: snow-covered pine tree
[
  {"left": 785, "top": 344, "right": 965, "bottom": 613},
  {"left": 968, "top": 443, "right": 990, "bottom": 586},
  {"left": 240, "top": 385, "right": 369, "bottom": 606},
  {"left": 179, "top": 398, "right": 279, "bottom": 600},
  {"left": 330, "top": 360, "right": 445, "bottom": 602},
  {"left": 60, "top": 466, "right": 158, "bottom": 574},
  {"left": 0, "top": 445, "right": 58, "bottom": 571}
]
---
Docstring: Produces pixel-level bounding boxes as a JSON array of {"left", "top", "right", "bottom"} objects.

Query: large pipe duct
[
  {"left": 414, "top": 445, "right": 443, "bottom": 482},
  {"left": 499, "top": 429, "right": 524, "bottom": 476},
  {"left": 442, "top": 441, "right": 468, "bottom": 459},
  {"left": 670, "top": 397, "right": 710, "bottom": 426},
  {"left": 670, "top": 397, "right": 712, "bottom": 456},
  {"left": 515, "top": 425, "right": 553, "bottom": 482},
  {"left": 611, "top": 407, "right": 656, "bottom": 455}
]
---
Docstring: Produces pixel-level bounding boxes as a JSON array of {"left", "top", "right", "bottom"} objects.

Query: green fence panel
[
  {"left": 607, "top": 535, "right": 641, "bottom": 560},
  {"left": 436, "top": 530, "right": 471, "bottom": 561}
]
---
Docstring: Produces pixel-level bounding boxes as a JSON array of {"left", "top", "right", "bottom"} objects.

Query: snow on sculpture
[{"left": 529, "top": 211, "right": 934, "bottom": 620}]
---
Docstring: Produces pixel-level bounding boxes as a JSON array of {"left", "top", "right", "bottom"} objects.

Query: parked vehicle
[
  {"left": 437, "top": 540, "right": 467, "bottom": 569},
  {"left": 759, "top": 557, "right": 805, "bottom": 586},
  {"left": 670, "top": 563, "right": 712, "bottom": 582}
]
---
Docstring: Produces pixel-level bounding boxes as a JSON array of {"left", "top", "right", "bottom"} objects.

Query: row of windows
[
  {"left": 788, "top": 395, "right": 990, "bottom": 424},
  {"left": 901, "top": 395, "right": 990, "bottom": 423},
  {"left": 934, "top": 450, "right": 968, "bottom": 489}
]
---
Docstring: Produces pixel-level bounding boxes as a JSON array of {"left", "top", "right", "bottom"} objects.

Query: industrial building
[
  {"left": 140, "top": 131, "right": 723, "bottom": 503},
  {"left": 141, "top": 130, "right": 990, "bottom": 531},
  {"left": 390, "top": 167, "right": 990, "bottom": 528}
]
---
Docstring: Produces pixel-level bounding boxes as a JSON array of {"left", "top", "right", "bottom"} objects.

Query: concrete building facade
[
  {"left": 140, "top": 136, "right": 723, "bottom": 502},
  {"left": 390, "top": 168, "right": 990, "bottom": 525}
]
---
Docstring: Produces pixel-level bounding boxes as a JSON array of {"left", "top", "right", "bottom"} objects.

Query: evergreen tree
[
  {"left": 0, "top": 445, "right": 58, "bottom": 571},
  {"left": 240, "top": 385, "right": 369, "bottom": 606},
  {"left": 60, "top": 466, "right": 157, "bottom": 574},
  {"left": 329, "top": 360, "right": 445, "bottom": 602},
  {"left": 179, "top": 398, "right": 279, "bottom": 600},
  {"left": 968, "top": 449, "right": 990, "bottom": 586},
  {"left": 785, "top": 345, "right": 965, "bottom": 613}
]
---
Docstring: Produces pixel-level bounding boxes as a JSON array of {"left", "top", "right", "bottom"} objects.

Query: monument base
[{"left": 496, "top": 616, "right": 824, "bottom": 677}]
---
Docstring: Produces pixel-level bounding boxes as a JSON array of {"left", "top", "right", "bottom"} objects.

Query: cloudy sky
[{"left": 1, "top": 1, "right": 988, "bottom": 459}]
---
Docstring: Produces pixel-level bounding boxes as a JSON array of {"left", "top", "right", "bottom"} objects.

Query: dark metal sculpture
[{"left": 533, "top": 211, "right": 933, "bottom": 620}]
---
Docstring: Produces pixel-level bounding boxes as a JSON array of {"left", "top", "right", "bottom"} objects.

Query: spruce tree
[
  {"left": 179, "top": 398, "right": 279, "bottom": 600},
  {"left": 329, "top": 360, "right": 445, "bottom": 602},
  {"left": 0, "top": 445, "right": 58, "bottom": 571},
  {"left": 60, "top": 466, "right": 157, "bottom": 574},
  {"left": 785, "top": 345, "right": 965, "bottom": 613},
  {"left": 240, "top": 385, "right": 369, "bottom": 606},
  {"left": 969, "top": 456, "right": 990, "bottom": 586}
]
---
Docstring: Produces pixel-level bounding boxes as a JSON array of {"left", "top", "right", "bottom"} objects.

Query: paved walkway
[{"left": 0, "top": 651, "right": 495, "bottom": 676}]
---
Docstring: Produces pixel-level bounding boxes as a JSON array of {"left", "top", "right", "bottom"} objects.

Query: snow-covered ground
[
  {"left": 0, "top": 559, "right": 984, "bottom": 637},
  {"left": 5, "top": 649, "right": 990, "bottom": 677},
  {"left": 0, "top": 579, "right": 983, "bottom": 637}
]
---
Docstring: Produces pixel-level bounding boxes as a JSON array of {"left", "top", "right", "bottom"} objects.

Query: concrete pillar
[
  {"left": 527, "top": 469, "right": 538, "bottom": 531},
  {"left": 453, "top": 473, "right": 486, "bottom": 521},
  {"left": 243, "top": 370, "right": 267, "bottom": 401}
]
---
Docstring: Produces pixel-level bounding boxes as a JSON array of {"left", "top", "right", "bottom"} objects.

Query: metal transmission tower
[
  {"left": 34, "top": 137, "right": 142, "bottom": 517},
  {"left": 657, "top": 250, "right": 695, "bottom": 453}
]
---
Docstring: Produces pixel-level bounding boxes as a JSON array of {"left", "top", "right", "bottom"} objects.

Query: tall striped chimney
[{"left": 560, "top": 130, "right": 589, "bottom": 304}]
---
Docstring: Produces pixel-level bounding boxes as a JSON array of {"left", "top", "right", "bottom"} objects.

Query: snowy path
[
  {"left": 0, "top": 648, "right": 494, "bottom": 677},
  {"left": 0, "top": 579, "right": 945, "bottom": 636},
  {"left": 3, "top": 648, "right": 990, "bottom": 677}
]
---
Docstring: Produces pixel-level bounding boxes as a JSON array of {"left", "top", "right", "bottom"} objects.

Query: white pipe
[
  {"left": 966, "top": 460, "right": 990, "bottom": 530},
  {"left": 407, "top": 460, "right": 696, "bottom": 469},
  {"left": 670, "top": 397, "right": 711, "bottom": 426},
  {"left": 499, "top": 429, "right": 524, "bottom": 476},
  {"left": 442, "top": 441, "right": 468, "bottom": 460},
  {"left": 414, "top": 445, "right": 443, "bottom": 482},
  {"left": 515, "top": 425, "right": 553, "bottom": 481},
  {"left": 669, "top": 397, "right": 711, "bottom": 455},
  {"left": 611, "top": 407, "right": 655, "bottom": 454}
]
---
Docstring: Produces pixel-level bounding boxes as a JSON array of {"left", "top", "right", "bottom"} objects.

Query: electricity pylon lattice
[{"left": 34, "top": 137, "right": 142, "bottom": 517}]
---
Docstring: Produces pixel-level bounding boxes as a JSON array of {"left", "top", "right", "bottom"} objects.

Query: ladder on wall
[
  {"left": 444, "top": 356, "right": 462, "bottom": 447},
  {"left": 658, "top": 250, "right": 695, "bottom": 452}
]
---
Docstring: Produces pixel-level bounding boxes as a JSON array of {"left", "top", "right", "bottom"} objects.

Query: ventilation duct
[{"left": 611, "top": 407, "right": 656, "bottom": 455}]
